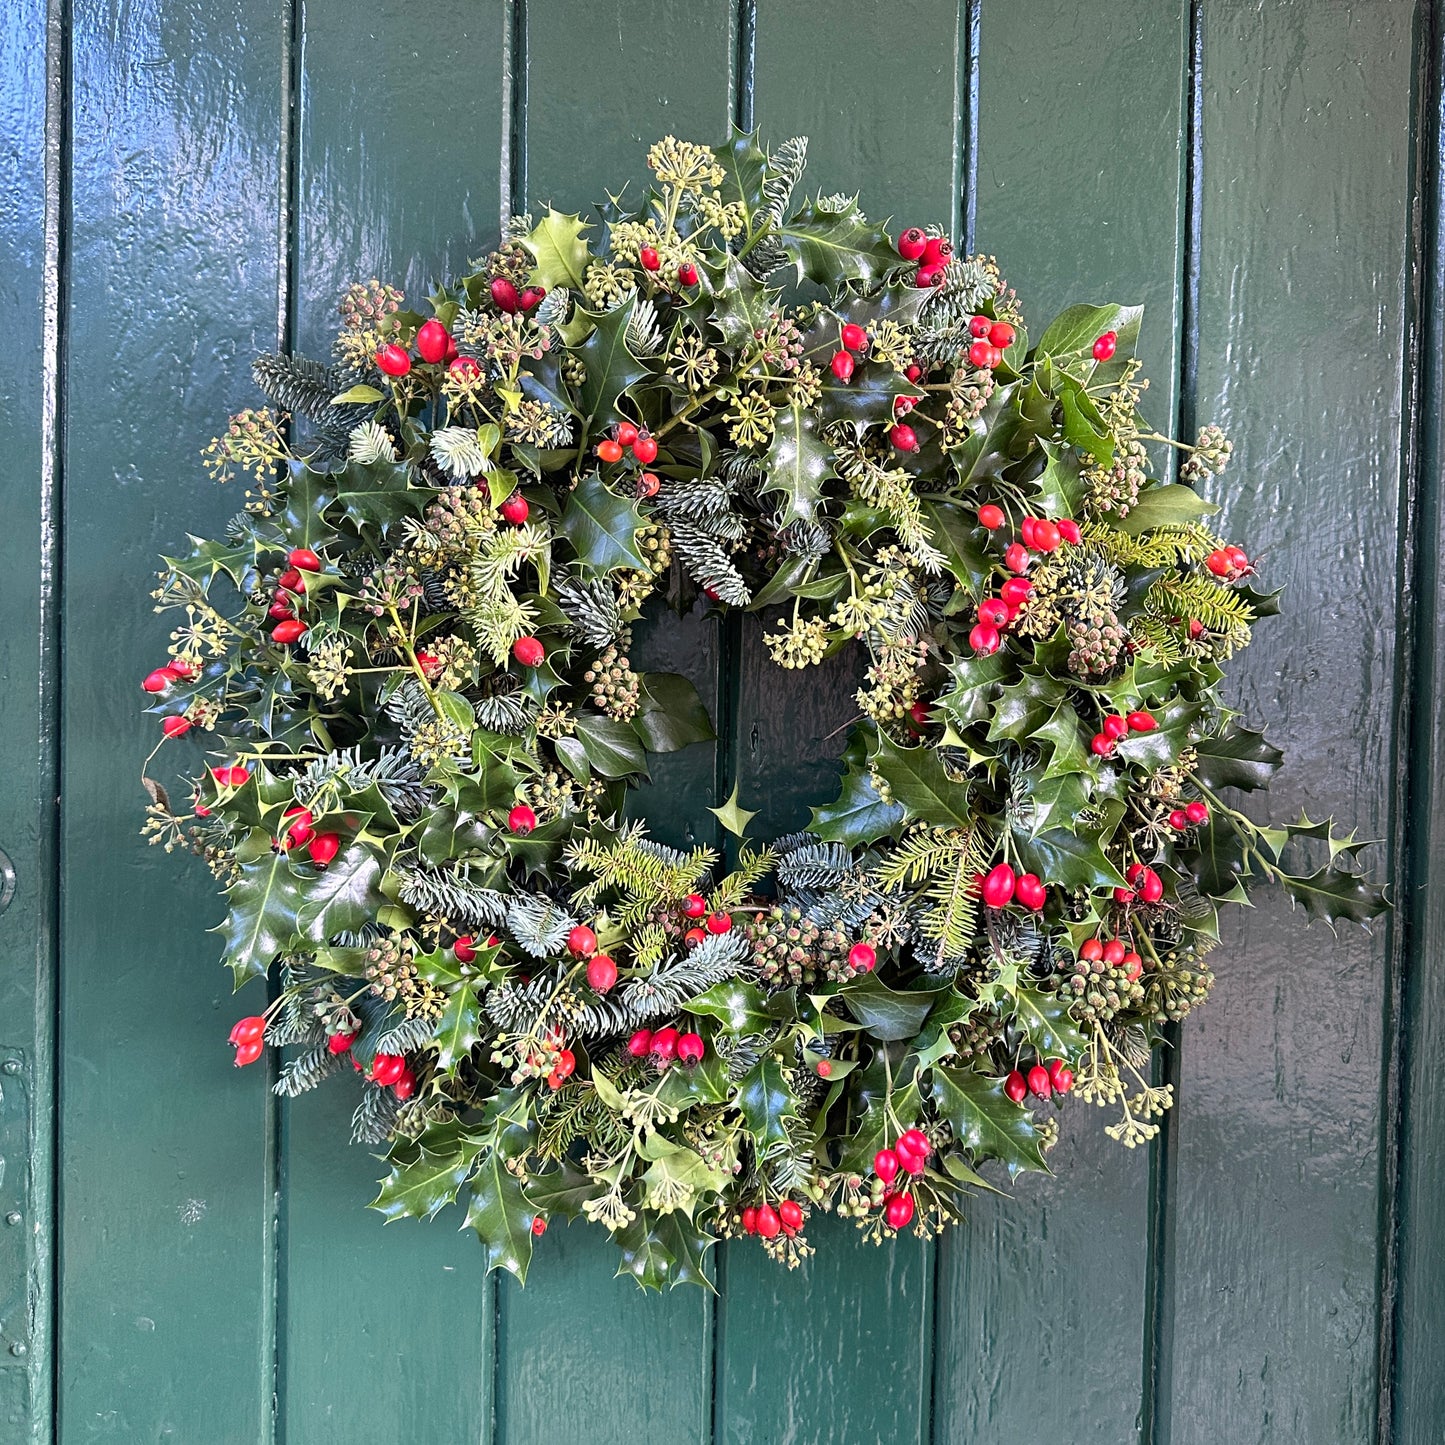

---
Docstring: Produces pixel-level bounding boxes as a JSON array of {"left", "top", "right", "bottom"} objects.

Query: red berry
[
  {"left": 233, "top": 1039, "right": 263, "bottom": 1067},
  {"left": 1005, "top": 542, "right": 1030, "bottom": 573},
  {"left": 507, "top": 804, "right": 537, "bottom": 834},
  {"left": 500, "top": 492, "right": 530, "bottom": 525},
  {"left": 908, "top": 699, "right": 933, "bottom": 730},
  {"left": 277, "top": 568, "right": 304, "bottom": 594},
  {"left": 899, "top": 1128, "right": 930, "bottom": 1158},
  {"left": 211, "top": 765, "right": 250, "bottom": 787},
  {"left": 968, "top": 339, "right": 994, "bottom": 369},
  {"left": 756, "top": 1204, "right": 781, "bottom": 1239},
  {"left": 1126, "top": 710, "right": 1157, "bottom": 732},
  {"left": 567, "top": 925, "right": 598, "bottom": 957},
  {"left": 392, "top": 1069, "right": 417, "bottom": 1100},
  {"left": 905, "top": 363, "right": 924, "bottom": 382},
  {"left": 922, "top": 236, "right": 952, "bottom": 266},
  {"left": 415, "top": 318, "right": 450, "bottom": 364},
  {"left": 596, "top": 438, "right": 624, "bottom": 463},
  {"left": 586, "top": 953, "right": 618, "bottom": 992},
  {"left": 969, "top": 622, "right": 1001, "bottom": 655},
  {"left": 327, "top": 1031, "right": 355, "bottom": 1055},
  {"left": 1045, "top": 1057, "right": 1068, "bottom": 1089},
  {"left": 1206, "top": 550, "right": 1232, "bottom": 577},
  {"left": 283, "top": 802, "right": 312, "bottom": 840},
  {"left": 816, "top": 1060, "right": 832, "bottom": 1077},
  {"left": 376, "top": 344, "right": 411, "bottom": 376},
  {"left": 512, "top": 636, "right": 545, "bottom": 667},
  {"left": 1114, "top": 887, "right": 1137, "bottom": 905},
  {"left": 682, "top": 893, "right": 707, "bottom": 919},
  {"left": 1169, "top": 809, "right": 1189, "bottom": 830},
  {"left": 1001, "top": 577, "right": 1033, "bottom": 606},
  {"left": 841, "top": 322, "right": 868, "bottom": 352},
  {"left": 705, "top": 911, "right": 732, "bottom": 935},
  {"left": 531, "top": 1216, "right": 548, "bottom": 1237},
  {"left": 1139, "top": 868, "right": 1164, "bottom": 904},
  {"left": 450, "top": 356, "right": 481, "bottom": 381},
  {"left": 1032, "top": 519, "right": 1061, "bottom": 553},
  {"left": 165, "top": 659, "right": 196, "bottom": 679},
  {"left": 981, "top": 862, "right": 1016, "bottom": 909},
  {"left": 830, "top": 350, "right": 855, "bottom": 382},
  {"left": 1020, "top": 515, "right": 1039, "bottom": 550},
  {"left": 1080, "top": 939, "right": 1104, "bottom": 962},
  {"left": 1057, "top": 518, "right": 1082, "bottom": 545},
  {"left": 639, "top": 246, "right": 661, "bottom": 272},
  {"left": 272, "top": 619, "right": 307, "bottom": 645},
  {"left": 1004, "top": 1070, "right": 1028, "bottom": 1104},
  {"left": 1122, "top": 952, "right": 1144, "bottom": 981},
  {"left": 1102, "top": 939, "right": 1127, "bottom": 965},
  {"left": 889, "top": 422, "right": 919, "bottom": 453},
  {"left": 1092, "top": 331, "right": 1117, "bottom": 361},
  {"left": 1188, "top": 618, "right": 1206, "bottom": 639},
  {"left": 371, "top": 1053, "right": 406, "bottom": 1086},
  {"left": 779, "top": 1199, "right": 803, "bottom": 1231},
  {"left": 884, "top": 1193, "right": 915, "bottom": 1230},
  {"left": 988, "top": 321, "right": 1016, "bottom": 349},
  {"left": 454, "top": 935, "right": 477, "bottom": 964},
  {"left": 1126, "top": 862, "right": 1146, "bottom": 885},
  {"left": 1103, "top": 715, "right": 1130, "bottom": 741},
  {"left": 969, "top": 314, "right": 993, "bottom": 338},
  {"left": 1054, "top": 1067, "right": 1074, "bottom": 1094},
  {"left": 874, "top": 1148, "right": 901, "bottom": 1184},
  {"left": 847, "top": 941, "right": 877, "bottom": 973},
  {"left": 741, "top": 1206, "right": 759, "bottom": 1235},
  {"left": 1090, "top": 733, "right": 1115, "bottom": 758},
  {"left": 162, "top": 716, "right": 192, "bottom": 738},
  {"left": 897, "top": 228, "right": 928, "bottom": 260},
  {"left": 1185, "top": 800, "right": 1209, "bottom": 824},
  {"left": 229, "top": 1015, "right": 266, "bottom": 1046},
  {"left": 978, "top": 503, "right": 1005, "bottom": 530},
  {"left": 268, "top": 601, "right": 295, "bottom": 620},
  {"left": 677, "top": 1032, "right": 705, "bottom": 1066},
  {"left": 615, "top": 421, "right": 639, "bottom": 447},
  {"left": 1015, "top": 873, "right": 1047, "bottom": 911},
  {"left": 308, "top": 832, "right": 340, "bottom": 866},
  {"left": 684, "top": 926, "right": 706, "bottom": 948},
  {"left": 287, "top": 548, "right": 321, "bottom": 573},
  {"left": 632, "top": 434, "right": 659, "bottom": 464},
  {"left": 678, "top": 262, "right": 699, "bottom": 287},
  {"left": 650, "top": 1027, "right": 679, "bottom": 1061},
  {"left": 977, "top": 598, "right": 1009, "bottom": 628},
  {"left": 626, "top": 1029, "right": 653, "bottom": 1058},
  {"left": 984, "top": 344, "right": 1003, "bottom": 368},
  {"left": 490, "top": 277, "right": 521, "bottom": 312},
  {"left": 1027, "top": 1065, "right": 1052, "bottom": 1099},
  {"left": 520, "top": 288, "right": 544, "bottom": 312},
  {"left": 142, "top": 668, "right": 172, "bottom": 692},
  {"left": 551, "top": 1049, "right": 576, "bottom": 1082},
  {"left": 1226, "top": 545, "right": 1250, "bottom": 571}
]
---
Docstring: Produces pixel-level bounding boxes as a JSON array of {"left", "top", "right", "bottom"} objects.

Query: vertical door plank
[
  {"left": 279, "top": 3, "right": 504, "bottom": 1441},
  {"left": 0, "top": 0, "right": 57, "bottom": 1436},
  {"left": 60, "top": 0, "right": 287, "bottom": 1437},
  {"left": 933, "top": 7, "right": 1189, "bottom": 1442},
  {"left": 493, "top": 7, "right": 734, "bottom": 1444},
  {"left": 1165, "top": 5, "right": 1414, "bottom": 1442},
  {"left": 711, "top": 9, "right": 961, "bottom": 1444}
]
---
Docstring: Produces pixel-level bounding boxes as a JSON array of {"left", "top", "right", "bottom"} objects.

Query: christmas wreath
[{"left": 140, "top": 130, "right": 1387, "bottom": 1288}]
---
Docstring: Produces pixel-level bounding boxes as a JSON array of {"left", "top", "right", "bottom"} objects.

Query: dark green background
[{"left": 4, "top": 1, "right": 1443, "bottom": 1440}]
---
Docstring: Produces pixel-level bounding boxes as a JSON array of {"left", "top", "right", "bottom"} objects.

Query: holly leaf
[
  {"left": 709, "top": 254, "right": 778, "bottom": 352},
  {"left": 278, "top": 462, "right": 343, "bottom": 552},
  {"left": 655, "top": 1211, "right": 715, "bottom": 1291},
  {"left": 917, "top": 499, "right": 993, "bottom": 592},
  {"left": 684, "top": 980, "right": 775, "bottom": 1034},
  {"left": 1278, "top": 865, "right": 1389, "bottom": 929},
  {"left": 838, "top": 973, "right": 948, "bottom": 1042},
  {"left": 634, "top": 672, "right": 716, "bottom": 753},
  {"left": 1012, "top": 823, "right": 1127, "bottom": 893},
  {"left": 164, "top": 534, "right": 260, "bottom": 589},
  {"left": 775, "top": 195, "right": 899, "bottom": 289},
  {"left": 219, "top": 829, "right": 306, "bottom": 987},
  {"left": 295, "top": 841, "right": 386, "bottom": 942},
  {"left": 614, "top": 1210, "right": 674, "bottom": 1292},
  {"left": 930, "top": 1067, "right": 1048, "bottom": 1176},
  {"left": 713, "top": 127, "right": 771, "bottom": 231},
  {"left": 987, "top": 671, "right": 1067, "bottom": 744},
  {"left": 433, "top": 984, "right": 482, "bottom": 1073},
  {"left": 1013, "top": 988, "right": 1086, "bottom": 1062},
  {"left": 571, "top": 296, "right": 651, "bottom": 430},
  {"left": 799, "top": 311, "right": 911, "bottom": 426},
  {"left": 1115, "top": 483, "right": 1220, "bottom": 535},
  {"left": 522, "top": 208, "right": 592, "bottom": 292},
  {"left": 948, "top": 381, "right": 1024, "bottom": 486},
  {"left": 708, "top": 783, "right": 758, "bottom": 838},
  {"left": 1030, "top": 702, "right": 1093, "bottom": 779},
  {"left": 525, "top": 1160, "right": 602, "bottom": 1222},
  {"left": 937, "top": 650, "right": 1011, "bottom": 728},
  {"left": 837, "top": 1062, "right": 920, "bottom": 1174},
  {"left": 465, "top": 1144, "right": 535, "bottom": 1282},
  {"left": 737, "top": 1057, "right": 797, "bottom": 1148},
  {"left": 1025, "top": 772, "right": 1093, "bottom": 836},
  {"left": 871, "top": 732, "right": 974, "bottom": 832},
  {"left": 556, "top": 471, "right": 648, "bottom": 572},
  {"left": 810, "top": 734, "right": 905, "bottom": 846},
  {"left": 639, "top": 1135, "right": 730, "bottom": 1218},
  {"left": 372, "top": 1122, "right": 483, "bottom": 1222},
  {"left": 1193, "top": 720, "right": 1283, "bottom": 792},
  {"left": 1187, "top": 822, "right": 1252, "bottom": 905},
  {"left": 762, "top": 400, "right": 834, "bottom": 527},
  {"left": 321, "top": 458, "right": 432, "bottom": 535}
]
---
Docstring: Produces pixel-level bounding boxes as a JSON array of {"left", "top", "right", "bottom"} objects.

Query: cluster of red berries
[
  {"left": 265, "top": 547, "right": 322, "bottom": 646},
  {"left": 873, "top": 1128, "right": 934, "bottom": 1229},
  {"left": 560, "top": 922, "right": 621, "bottom": 994},
  {"left": 1089, "top": 708, "right": 1157, "bottom": 759},
  {"left": 377, "top": 316, "right": 461, "bottom": 378},
  {"left": 369, "top": 1050, "right": 417, "bottom": 1098},
  {"left": 488, "top": 279, "right": 546, "bottom": 316},
  {"left": 1205, "top": 545, "right": 1251, "bottom": 579},
  {"left": 595, "top": 420, "right": 659, "bottom": 468},
  {"left": 978, "top": 862, "right": 1048, "bottom": 913},
  {"left": 676, "top": 892, "right": 742, "bottom": 950},
  {"left": 1168, "top": 799, "right": 1210, "bottom": 832},
  {"left": 273, "top": 803, "right": 340, "bottom": 866},
  {"left": 1115, "top": 863, "right": 1164, "bottom": 906},
  {"left": 1003, "top": 1056, "right": 1074, "bottom": 1103},
  {"left": 625, "top": 1025, "right": 705, "bottom": 1068},
  {"left": 966, "top": 313, "right": 1016, "bottom": 371},
  {"left": 828, "top": 322, "right": 870, "bottom": 382},
  {"left": 740, "top": 1197, "right": 804, "bottom": 1240},
  {"left": 895, "top": 226, "right": 953, "bottom": 287},
  {"left": 228, "top": 1014, "right": 265, "bottom": 1067},
  {"left": 1079, "top": 935, "right": 1145, "bottom": 981},
  {"left": 141, "top": 655, "right": 199, "bottom": 737},
  {"left": 638, "top": 247, "right": 699, "bottom": 290}
]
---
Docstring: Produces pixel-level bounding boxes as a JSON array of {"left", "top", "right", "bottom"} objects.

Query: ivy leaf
[
  {"left": 930, "top": 1066, "right": 1048, "bottom": 1176},
  {"left": 434, "top": 984, "right": 482, "bottom": 1073},
  {"left": 838, "top": 973, "right": 948, "bottom": 1042},
  {"left": 573, "top": 712, "right": 648, "bottom": 778},
  {"left": 1013, "top": 988, "right": 1087, "bottom": 1062},
  {"left": 1059, "top": 380, "right": 1113, "bottom": 462},
  {"left": 556, "top": 471, "right": 648, "bottom": 572},
  {"left": 1033, "top": 303, "right": 1143, "bottom": 381},
  {"left": 296, "top": 841, "right": 387, "bottom": 942},
  {"left": 522, "top": 208, "right": 592, "bottom": 292},
  {"left": 1115, "top": 484, "right": 1220, "bottom": 536},
  {"left": 762, "top": 400, "right": 834, "bottom": 527},
  {"left": 571, "top": 296, "right": 651, "bottom": 431},
  {"left": 871, "top": 731, "right": 974, "bottom": 831},
  {"left": 775, "top": 196, "right": 899, "bottom": 289},
  {"left": 465, "top": 1144, "right": 535, "bottom": 1282},
  {"left": 634, "top": 672, "right": 716, "bottom": 753},
  {"left": 1192, "top": 720, "right": 1283, "bottom": 792},
  {"left": 810, "top": 733, "right": 905, "bottom": 846},
  {"left": 219, "top": 829, "right": 306, "bottom": 987},
  {"left": 737, "top": 1057, "right": 797, "bottom": 1148},
  {"left": 639, "top": 1135, "right": 730, "bottom": 1218},
  {"left": 372, "top": 1122, "right": 483, "bottom": 1222},
  {"left": 330, "top": 382, "right": 385, "bottom": 405},
  {"left": 1030, "top": 443, "right": 1085, "bottom": 517}
]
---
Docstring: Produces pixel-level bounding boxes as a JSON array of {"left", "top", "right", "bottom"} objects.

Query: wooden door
[{"left": 4, "top": 1, "right": 1444, "bottom": 1440}]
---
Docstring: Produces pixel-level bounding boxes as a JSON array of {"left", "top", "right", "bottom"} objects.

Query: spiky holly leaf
[
  {"left": 1026, "top": 772, "right": 1093, "bottom": 836},
  {"left": 522, "top": 208, "right": 592, "bottom": 292},
  {"left": 278, "top": 462, "right": 343, "bottom": 551},
  {"left": 1030, "top": 702, "right": 1093, "bottom": 779},
  {"left": 654, "top": 1211, "right": 715, "bottom": 1291},
  {"left": 1011, "top": 821, "right": 1128, "bottom": 893},
  {"left": 763, "top": 399, "right": 834, "bottom": 527},
  {"left": 465, "top": 1140, "right": 535, "bottom": 1282},
  {"left": 871, "top": 731, "right": 975, "bottom": 832},
  {"left": 917, "top": 499, "right": 994, "bottom": 592},
  {"left": 613, "top": 1210, "right": 674, "bottom": 1292},
  {"left": 1187, "top": 822, "right": 1252, "bottom": 905},
  {"left": 774, "top": 195, "right": 899, "bottom": 289},
  {"left": 708, "top": 254, "right": 778, "bottom": 352},
  {"left": 571, "top": 296, "right": 651, "bottom": 430},
  {"left": 317, "top": 458, "right": 432, "bottom": 536},
  {"left": 987, "top": 671, "right": 1068, "bottom": 744},
  {"left": 525, "top": 1160, "right": 601, "bottom": 1221},
  {"left": 708, "top": 782, "right": 758, "bottom": 838},
  {"left": 799, "top": 310, "right": 912, "bottom": 426},
  {"left": 948, "top": 381, "right": 1024, "bottom": 486},
  {"left": 219, "top": 829, "right": 306, "bottom": 986},
  {"left": 165, "top": 534, "right": 262, "bottom": 589},
  {"left": 713, "top": 127, "right": 771, "bottom": 233},
  {"left": 1193, "top": 720, "right": 1284, "bottom": 792},
  {"left": 930, "top": 1066, "right": 1048, "bottom": 1176},
  {"left": 737, "top": 1057, "right": 797, "bottom": 1149},
  {"left": 1013, "top": 988, "right": 1087, "bottom": 1062},
  {"left": 1278, "top": 865, "right": 1389, "bottom": 928},
  {"left": 433, "top": 983, "right": 482, "bottom": 1073},
  {"left": 810, "top": 734, "right": 906, "bottom": 847},
  {"left": 372, "top": 1121, "right": 483, "bottom": 1222},
  {"left": 937, "top": 650, "right": 1011, "bottom": 727},
  {"left": 555, "top": 470, "right": 648, "bottom": 572}
]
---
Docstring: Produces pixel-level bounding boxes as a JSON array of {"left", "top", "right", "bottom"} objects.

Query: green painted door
[{"left": 5, "top": 1, "right": 1444, "bottom": 1440}]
